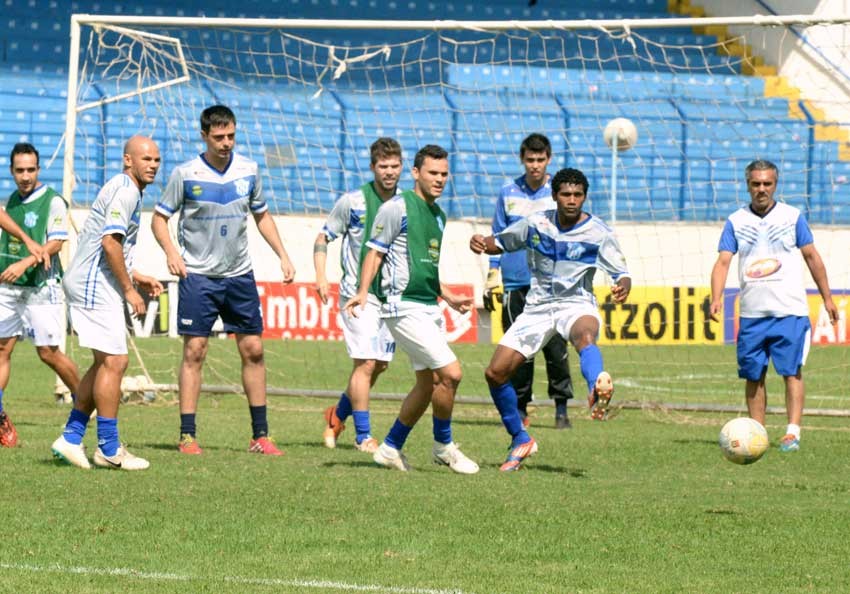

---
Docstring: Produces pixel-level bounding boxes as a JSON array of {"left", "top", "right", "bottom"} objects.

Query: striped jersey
[
  {"left": 156, "top": 153, "right": 267, "bottom": 277},
  {"left": 490, "top": 175, "right": 555, "bottom": 289},
  {"left": 321, "top": 182, "right": 397, "bottom": 301},
  {"left": 365, "top": 191, "right": 446, "bottom": 317},
  {"left": 63, "top": 173, "right": 141, "bottom": 309},
  {"left": 718, "top": 201, "right": 812, "bottom": 318},
  {"left": 495, "top": 210, "right": 629, "bottom": 308}
]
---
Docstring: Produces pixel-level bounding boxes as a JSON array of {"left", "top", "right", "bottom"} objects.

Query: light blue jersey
[
  {"left": 156, "top": 153, "right": 267, "bottom": 278},
  {"left": 490, "top": 175, "right": 554, "bottom": 290},
  {"left": 63, "top": 173, "right": 141, "bottom": 309},
  {"left": 495, "top": 210, "right": 629, "bottom": 308}
]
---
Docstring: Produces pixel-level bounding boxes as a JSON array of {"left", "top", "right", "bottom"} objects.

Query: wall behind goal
[{"left": 71, "top": 209, "right": 850, "bottom": 346}]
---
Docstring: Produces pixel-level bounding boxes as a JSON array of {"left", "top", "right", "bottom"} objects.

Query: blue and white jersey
[
  {"left": 495, "top": 211, "right": 629, "bottom": 308},
  {"left": 63, "top": 173, "right": 141, "bottom": 309},
  {"left": 718, "top": 201, "right": 812, "bottom": 318},
  {"left": 156, "top": 153, "right": 267, "bottom": 278},
  {"left": 490, "top": 175, "right": 554, "bottom": 290},
  {"left": 321, "top": 183, "right": 398, "bottom": 301}
]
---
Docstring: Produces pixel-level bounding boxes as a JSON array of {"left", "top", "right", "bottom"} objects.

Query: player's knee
[
  {"left": 373, "top": 360, "right": 389, "bottom": 377},
  {"left": 36, "top": 346, "right": 58, "bottom": 364},
  {"left": 103, "top": 354, "right": 129, "bottom": 375}
]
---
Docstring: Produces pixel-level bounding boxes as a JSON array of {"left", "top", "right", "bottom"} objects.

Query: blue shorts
[
  {"left": 177, "top": 272, "right": 263, "bottom": 336},
  {"left": 737, "top": 316, "right": 811, "bottom": 380}
]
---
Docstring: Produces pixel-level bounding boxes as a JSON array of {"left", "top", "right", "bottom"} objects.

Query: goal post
[{"left": 62, "top": 13, "right": 850, "bottom": 414}]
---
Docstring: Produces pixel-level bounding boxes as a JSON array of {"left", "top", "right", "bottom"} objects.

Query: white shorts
[
  {"left": 0, "top": 283, "right": 65, "bottom": 346},
  {"left": 69, "top": 305, "right": 127, "bottom": 355},
  {"left": 385, "top": 305, "right": 456, "bottom": 371},
  {"left": 500, "top": 301, "right": 602, "bottom": 360},
  {"left": 339, "top": 299, "right": 395, "bottom": 362}
]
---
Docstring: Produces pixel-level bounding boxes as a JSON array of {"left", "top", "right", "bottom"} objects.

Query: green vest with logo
[
  {"left": 0, "top": 187, "right": 64, "bottom": 287},
  {"left": 357, "top": 182, "right": 384, "bottom": 296},
  {"left": 391, "top": 190, "right": 445, "bottom": 305}
]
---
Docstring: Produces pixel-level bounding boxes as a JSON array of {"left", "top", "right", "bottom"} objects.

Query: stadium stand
[{"left": 1, "top": 0, "right": 848, "bottom": 222}]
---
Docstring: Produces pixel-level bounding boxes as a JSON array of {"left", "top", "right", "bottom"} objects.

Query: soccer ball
[
  {"left": 603, "top": 117, "right": 638, "bottom": 151},
  {"left": 718, "top": 417, "right": 769, "bottom": 465}
]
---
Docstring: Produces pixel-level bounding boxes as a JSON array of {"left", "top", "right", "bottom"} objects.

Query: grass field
[{"left": 3, "top": 341, "right": 850, "bottom": 593}]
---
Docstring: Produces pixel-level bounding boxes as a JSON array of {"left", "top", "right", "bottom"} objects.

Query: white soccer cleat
[
  {"left": 373, "top": 442, "right": 411, "bottom": 472},
  {"left": 51, "top": 435, "right": 91, "bottom": 470},
  {"left": 354, "top": 436, "right": 379, "bottom": 454},
  {"left": 93, "top": 445, "right": 150, "bottom": 471},
  {"left": 590, "top": 371, "right": 614, "bottom": 421},
  {"left": 432, "top": 441, "right": 479, "bottom": 475}
]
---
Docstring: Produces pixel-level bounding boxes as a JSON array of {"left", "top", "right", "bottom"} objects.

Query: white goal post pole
[{"left": 610, "top": 136, "right": 619, "bottom": 225}]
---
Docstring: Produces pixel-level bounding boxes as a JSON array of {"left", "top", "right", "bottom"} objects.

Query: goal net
[{"left": 63, "top": 14, "right": 850, "bottom": 415}]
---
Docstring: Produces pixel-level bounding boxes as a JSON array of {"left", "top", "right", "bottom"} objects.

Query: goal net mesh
[{"left": 65, "top": 18, "right": 850, "bottom": 414}]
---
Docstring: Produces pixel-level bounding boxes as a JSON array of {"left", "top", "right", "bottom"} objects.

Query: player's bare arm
[
  {"left": 313, "top": 232, "right": 330, "bottom": 304},
  {"left": 102, "top": 233, "right": 145, "bottom": 317},
  {"left": 344, "top": 248, "right": 383, "bottom": 318},
  {"left": 151, "top": 211, "right": 187, "bottom": 278},
  {"left": 469, "top": 234, "right": 502, "bottom": 255},
  {"left": 0, "top": 209, "right": 46, "bottom": 265},
  {"left": 709, "top": 251, "right": 733, "bottom": 322},
  {"left": 0, "top": 238, "right": 63, "bottom": 283},
  {"left": 253, "top": 210, "right": 295, "bottom": 283},
  {"left": 800, "top": 243, "right": 839, "bottom": 324}
]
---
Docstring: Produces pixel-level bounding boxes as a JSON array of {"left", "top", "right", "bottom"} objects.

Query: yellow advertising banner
[{"left": 487, "top": 287, "right": 849, "bottom": 346}]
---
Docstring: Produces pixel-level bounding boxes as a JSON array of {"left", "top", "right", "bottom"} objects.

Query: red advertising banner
[{"left": 256, "top": 282, "right": 477, "bottom": 343}]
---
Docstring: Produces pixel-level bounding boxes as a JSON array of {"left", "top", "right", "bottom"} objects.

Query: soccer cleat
[
  {"left": 51, "top": 435, "right": 91, "bottom": 469},
  {"left": 248, "top": 436, "right": 284, "bottom": 456},
  {"left": 354, "top": 436, "right": 379, "bottom": 454},
  {"left": 590, "top": 371, "right": 614, "bottom": 421},
  {"left": 178, "top": 433, "right": 203, "bottom": 455},
  {"left": 322, "top": 405, "right": 346, "bottom": 449},
  {"left": 373, "top": 442, "right": 411, "bottom": 471},
  {"left": 555, "top": 414, "right": 572, "bottom": 430},
  {"left": 93, "top": 445, "right": 150, "bottom": 470},
  {"left": 0, "top": 412, "right": 18, "bottom": 448},
  {"left": 499, "top": 437, "right": 538, "bottom": 472},
  {"left": 779, "top": 434, "right": 800, "bottom": 452},
  {"left": 432, "top": 441, "right": 479, "bottom": 475}
]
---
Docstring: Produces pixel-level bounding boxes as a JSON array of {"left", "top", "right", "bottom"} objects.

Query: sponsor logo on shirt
[
  {"left": 24, "top": 211, "right": 38, "bottom": 228},
  {"left": 745, "top": 258, "right": 782, "bottom": 279},
  {"left": 372, "top": 224, "right": 384, "bottom": 238},
  {"left": 565, "top": 241, "right": 586, "bottom": 260},
  {"left": 110, "top": 209, "right": 122, "bottom": 220},
  {"left": 427, "top": 238, "right": 440, "bottom": 264},
  {"left": 191, "top": 185, "right": 203, "bottom": 197}
]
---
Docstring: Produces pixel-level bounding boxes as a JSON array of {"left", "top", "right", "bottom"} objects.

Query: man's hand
[
  {"left": 343, "top": 291, "right": 367, "bottom": 318},
  {"left": 133, "top": 271, "right": 164, "bottom": 298},
  {"left": 124, "top": 287, "right": 146, "bottom": 317},
  {"left": 166, "top": 251, "right": 188, "bottom": 278},
  {"left": 610, "top": 277, "right": 631, "bottom": 304},
  {"left": 23, "top": 239, "right": 48, "bottom": 268},
  {"left": 483, "top": 267, "right": 502, "bottom": 312},
  {"left": 280, "top": 256, "right": 295, "bottom": 284},
  {"left": 315, "top": 275, "right": 330, "bottom": 304},
  {"left": 709, "top": 299, "right": 723, "bottom": 323},
  {"left": 0, "top": 260, "right": 30, "bottom": 284},
  {"left": 469, "top": 234, "right": 488, "bottom": 254},
  {"left": 443, "top": 292, "right": 474, "bottom": 314}
]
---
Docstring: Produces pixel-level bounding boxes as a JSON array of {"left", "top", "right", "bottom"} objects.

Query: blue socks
[
  {"left": 352, "top": 410, "right": 371, "bottom": 444},
  {"left": 249, "top": 405, "right": 268, "bottom": 439},
  {"left": 96, "top": 416, "right": 119, "bottom": 456},
  {"left": 489, "top": 382, "right": 530, "bottom": 445},
  {"left": 336, "top": 393, "right": 353, "bottom": 422},
  {"left": 432, "top": 415, "right": 452, "bottom": 445},
  {"left": 385, "top": 418, "right": 413, "bottom": 450},
  {"left": 180, "top": 413, "right": 196, "bottom": 437},
  {"left": 63, "top": 408, "right": 90, "bottom": 445},
  {"left": 0, "top": 387, "right": 4, "bottom": 414},
  {"left": 579, "top": 344, "right": 604, "bottom": 394}
]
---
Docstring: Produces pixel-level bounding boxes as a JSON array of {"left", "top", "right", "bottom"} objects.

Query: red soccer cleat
[
  {"left": 322, "top": 405, "right": 346, "bottom": 448},
  {"left": 0, "top": 412, "right": 18, "bottom": 448},
  {"left": 249, "top": 436, "right": 284, "bottom": 456}
]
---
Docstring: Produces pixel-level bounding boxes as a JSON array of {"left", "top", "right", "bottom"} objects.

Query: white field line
[{"left": 0, "top": 562, "right": 469, "bottom": 594}]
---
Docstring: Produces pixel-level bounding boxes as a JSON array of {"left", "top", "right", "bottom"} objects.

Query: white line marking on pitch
[{"left": 0, "top": 562, "right": 469, "bottom": 594}]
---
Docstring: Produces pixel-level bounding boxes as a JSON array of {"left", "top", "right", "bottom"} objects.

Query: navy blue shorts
[
  {"left": 737, "top": 316, "right": 811, "bottom": 380},
  {"left": 177, "top": 272, "right": 264, "bottom": 336}
]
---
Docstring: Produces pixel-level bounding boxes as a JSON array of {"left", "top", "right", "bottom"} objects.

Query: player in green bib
[
  {"left": 0, "top": 143, "right": 77, "bottom": 449},
  {"left": 344, "top": 145, "right": 479, "bottom": 474},
  {"left": 314, "top": 138, "right": 402, "bottom": 454}
]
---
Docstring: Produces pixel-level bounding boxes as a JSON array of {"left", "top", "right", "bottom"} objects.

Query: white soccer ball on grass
[
  {"left": 603, "top": 117, "right": 638, "bottom": 151},
  {"left": 718, "top": 417, "right": 769, "bottom": 465}
]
